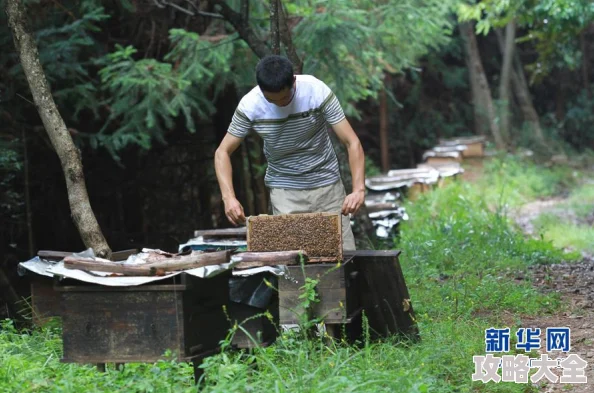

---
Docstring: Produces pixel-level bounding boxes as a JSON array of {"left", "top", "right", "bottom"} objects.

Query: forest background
[{"left": 1, "top": 0, "right": 594, "bottom": 282}]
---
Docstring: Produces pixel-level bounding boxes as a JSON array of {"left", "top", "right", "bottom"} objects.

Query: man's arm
[
  {"left": 214, "top": 133, "right": 246, "bottom": 225},
  {"left": 330, "top": 118, "right": 366, "bottom": 215}
]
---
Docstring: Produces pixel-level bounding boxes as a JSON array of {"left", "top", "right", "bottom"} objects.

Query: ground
[
  {"left": 515, "top": 198, "right": 594, "bottom": 392},
  {"left": 463, "top": 158, "right": 594, "bottom": 392}
]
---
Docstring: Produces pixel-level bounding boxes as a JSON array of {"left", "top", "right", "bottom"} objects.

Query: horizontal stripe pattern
[{"left": 227, "top": 75, "right": 346, "bottom": 189}]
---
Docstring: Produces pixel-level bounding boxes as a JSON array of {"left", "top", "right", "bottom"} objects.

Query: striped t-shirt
[{"left": 227, "top": 75, "right": 346, "bottom": 189}]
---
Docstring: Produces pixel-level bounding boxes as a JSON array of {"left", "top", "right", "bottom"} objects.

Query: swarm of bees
[{"left": 247, "top": 213, "right": 341, "bottom": 260}]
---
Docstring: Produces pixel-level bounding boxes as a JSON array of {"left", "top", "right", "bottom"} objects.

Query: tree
[
  {"left": 5, "top": 0, "right": 111, "bottom": 258},
  {"left": 459, "top": 0, "right": 594, "bottom": 146},
  {"left": 459, "top": 22, "right": 505, "bottom": 148},
  {"left": 498, "top": 20, "right": 515, "bottom": 144}
]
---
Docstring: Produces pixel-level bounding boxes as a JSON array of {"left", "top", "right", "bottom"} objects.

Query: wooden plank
[
  {"left": 277, "top": 260, "right": 361, "bottom": 324},
  {"left": 38, "top": 249, "right": 139, "bottom": 261},
  {"left": 59, "top": 272, "right": 231, "bottom": 364},
  {"left": 55, "top": 284, "right": 187, "bottom": 293},
  {"left": 61, "top": 291, "right": 186, "bottom": 362},
  {"left": 193, "top": 227, "right": 247, "bottom": 239},
  {"left": 344, "top": 250, "right": 402, "bottom": 258},
  {"left": 279, "top": 265, "right": 346, "bottom": 292},
  {"left": 279, "top": 288, "right": 347, "bottom": 324}
]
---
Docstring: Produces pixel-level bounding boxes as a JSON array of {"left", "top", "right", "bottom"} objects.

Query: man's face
[{"left": 262, "top": 78, "right": 296, "bottom": 107}]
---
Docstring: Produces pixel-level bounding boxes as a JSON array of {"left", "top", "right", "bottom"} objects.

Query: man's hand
[
  {"left": 342, "top": 189, "right": 365, "bottom": 216},
  {"left": 224, "top": 197, "right": 246, "bottom": 226}
]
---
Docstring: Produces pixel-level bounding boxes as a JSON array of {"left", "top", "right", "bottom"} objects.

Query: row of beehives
[{"left": 363, "top": 135, "right": 487, "bottom": 239}]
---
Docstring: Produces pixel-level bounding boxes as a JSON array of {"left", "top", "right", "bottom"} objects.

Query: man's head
[{"left": 256, "top": 55, "right": 296, "bottom": 107}]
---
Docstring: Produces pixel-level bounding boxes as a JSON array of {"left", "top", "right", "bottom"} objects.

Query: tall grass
[
  {"left": 532, "top": 183, "right": 594, "bottom": 253},
  {"left": 0, "top": 156, "right": 580, "bottom": 393}
]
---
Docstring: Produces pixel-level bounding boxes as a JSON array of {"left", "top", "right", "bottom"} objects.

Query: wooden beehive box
[
  {"left": 30, "top": 276, "right": 61, "bottom": 326},
  {"left": 425, "top": 152, "right": 463, "bottom": 165},
  {"left": 56, "top": 272, "right": 231, "bottom": 364},
  {"left": 438, "top": 136, "right": 486, "bottom": 158},
  {"left": 246, "top": 213, "right": 343, "bottom": 262},
  {"left": 347, "top": 250, "right": 419, "bottom": 340},
  {"left": 278, "top": 257, "right": 362, "bottom": 325}
]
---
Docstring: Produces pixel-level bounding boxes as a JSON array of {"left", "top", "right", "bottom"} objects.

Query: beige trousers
[{"left": 269, "top": 180, "right": 356, "bottom": 250}]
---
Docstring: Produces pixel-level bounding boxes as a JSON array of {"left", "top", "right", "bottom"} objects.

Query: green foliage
[
  {"left": 292, "top": 0, "right": 458, "bottom": 118},
  {"left": 2, "top": 156, "right": 584, "bottom": 393},
  {"left": 94, "top": 29, "right": 259, "bottom": 157},
  {"left": 532, "top": 183, "right": 594, "bottom": 253},
  {"left": 0, "top": 138, "right": 23, "bottom": 223},
  {"left": 552, "top": 87, "right": 594, "bottom": 150},
  {"left": 458, "top": 0, "right": 594, "bottom": 81},
  {"left": 476, "top": 155, "right": 577, "bottom": 207},
  {"left": 364, "top": 156, "right": 382, "bottom": 177},
  {"left": 0, "top": 4, "right": 108, "bottom": 121}
]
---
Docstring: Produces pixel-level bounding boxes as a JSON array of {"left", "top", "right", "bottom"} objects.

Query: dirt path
[{"left": 513, "top": 198, "right": 594, "bottom": 392}]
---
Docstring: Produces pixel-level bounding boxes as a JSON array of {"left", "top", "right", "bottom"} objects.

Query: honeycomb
[{"left": 247, "top": 213, "right": 342, "bottom": 260}]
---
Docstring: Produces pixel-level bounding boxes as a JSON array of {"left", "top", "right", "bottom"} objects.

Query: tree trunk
[
  {"left": 498, "top": 21, "right": 516, "bottom": 144},
  {"left": 278, "top": 2, "right": 303, "bottom": 73},
  {"left": 496, "top": 30, "right": 547, "bottom": 146},
  {"left": 6, "top": 0, "right": 111, "bottom": 258},
  {"left": 379, "top": 75, "right": 390, "bottom": 173},
  {"left": 460, "top": 22, "right": 505, "bottom": 149},
  {"left": 581, "top": 30, "right": 591, "bottom": 98},
  {"left": 556, "top": 70, "right": 568, "bottom": 121},
  {"left": 212, "top": 0, "right": 270, "bottom": 58},
  {"left": 270, "top": 0, "right": 280, "bottom": 55}
]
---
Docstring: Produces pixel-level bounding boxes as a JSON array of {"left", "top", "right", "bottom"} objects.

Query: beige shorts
[{"left": 269, "top": 180, "right": 356, "bottom": 250}]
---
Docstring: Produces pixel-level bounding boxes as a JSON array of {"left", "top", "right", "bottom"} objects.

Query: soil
[
  {"left": 462, "top": 158, "right": 593, "bottom": 391},
  {"left": 513, "top": 197, "right": 594, "bottom": 392}
]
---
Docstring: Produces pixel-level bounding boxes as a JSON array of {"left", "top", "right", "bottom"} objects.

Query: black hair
[{"left": 255, "top": 55, "right": 294, "bottom": 93}]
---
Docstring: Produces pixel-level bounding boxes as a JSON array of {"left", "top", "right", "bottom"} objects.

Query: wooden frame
[{"left": 246, "top": 212, "right": 343, "bottom": 262}]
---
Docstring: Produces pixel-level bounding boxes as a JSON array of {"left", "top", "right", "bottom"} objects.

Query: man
[{"left": 214, "top": 55, "right": 365, "bottom": 250}]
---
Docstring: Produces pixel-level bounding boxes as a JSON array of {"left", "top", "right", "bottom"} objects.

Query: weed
[{"left": 0, "top": 154, "right": 583, "bottom": 393}]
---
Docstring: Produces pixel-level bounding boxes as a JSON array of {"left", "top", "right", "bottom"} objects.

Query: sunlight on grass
[
  {"left": 565, "top": 182, "right": 594, "bottom": 217},
  {"left": 474, "top": 155, "right": 579, "bottom": 209},
  {"left": 534, "top": 213, "right": 594, "bottom": 253}
]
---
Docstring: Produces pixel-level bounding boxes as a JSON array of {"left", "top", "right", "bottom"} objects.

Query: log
[
  {"left": 231, "top": 250, "right": 307, "bottom": 269},
  {"left": 145, "top": 250, "right": 231, "bottom": 270},
  {"left": 63, "top": 250, "right": 232, "bottom": 276},
  {"left": 39, "top": 249, "right": 139, "bottom": 261},
  {"left": 232, "top": 250, "right": 307, "bottom": 263},
  {"left": 63, "top": 257, "right": 164, "bottom": 276}
]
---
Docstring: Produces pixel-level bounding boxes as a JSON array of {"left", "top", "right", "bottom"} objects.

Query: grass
[
  {"left": 531, "top": 182, "right": 594, "bottom": 253},
  {"left": 473, "top": 154, "right": 579, "bottom": 209},
  {"left": 0, "top": 155, "right": 585, "bottom": 393}
]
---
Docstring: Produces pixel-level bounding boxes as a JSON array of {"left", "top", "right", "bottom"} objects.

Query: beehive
[{"left": 246, "top": 213, "right": 342, "bottom": 262}]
